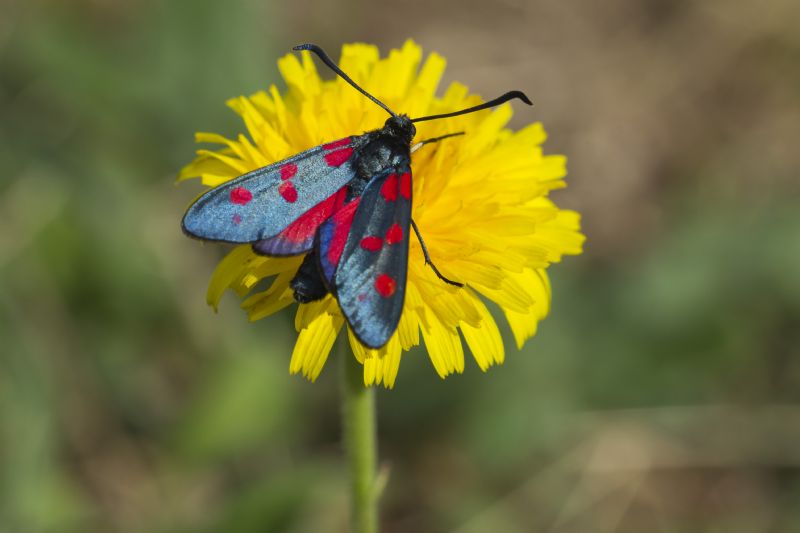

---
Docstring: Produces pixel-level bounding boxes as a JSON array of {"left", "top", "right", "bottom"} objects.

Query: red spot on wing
[
  {"left": 232, "top": 214, "right": 242, "bottom": 225},
  {"left": 327, "top": 199, "right": 360, "bottom": 267},
  {"left": 385, "top": 223, "right": 403, "bottom": 244},
  {"left": 399, "top": 172, "right": 411, "bottom": 199},
  {"left": 381, "top": 173, "right": 399, "bottom": 202},
  {"left": 278, "top": 181, "right": 298, "bottom": 203},
  {"left": 324, "top": 148, "right": 354, "bottom": 167},
  {"left": 360, "top": 236, "right": 383, "bottom": 251},
  {"left": 375, "top": 274, "right": 397, "bottom": 298},
  {"left": 230, "top": 187, "right": 252, "bottom": 205},
  {"left": 279, "top": 188, "right": 347, "bottom": 243},
  {"left": 322, "top": 138, "right": 351, "bottom": 150},
  {"left": 280, "top": 163, "right": 298, "bottom": 180}
]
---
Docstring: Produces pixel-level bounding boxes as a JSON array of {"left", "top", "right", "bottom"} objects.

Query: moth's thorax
[
  {"left": 383, "top": 114, "right": 416, "bottom": 145},
  {"left": 354, "top": 115, "right": 414, "bottom": 181}
]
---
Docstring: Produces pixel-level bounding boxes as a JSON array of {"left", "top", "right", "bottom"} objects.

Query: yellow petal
[
  {"left": 245, "top": 287, "right": 294, "bottom": 321},
  {"left": 346, "top": 327, "right": 368, "bottom": 364},
  {"left": 206, "top": 246, "right": 266, "bottom": 310},
  {"left": 460, "top": 291, "right": 505, "bottom": 370},
  {"left": 363, "top": 355, "right": 379, "bottom": 387},
  {"left": 403, "top": 51, "right": 446, "bottom": 118},
  {"left": 503, "top": 269, "right": 552, "bottom": 348},
  {"left": 420, "top": 306, "right": 464, "bottom": 378},
  {"left": 535, "top": 210, "right": 586, "bottom": 261},
  {"left": 226, "top": 95, "right": 269, "bottom": 148},
  {"left": 397, "top": 304, "right": 420, "bottom": 351},
  {"left": 193, "top": 149, "right": 249, "bottom": 175},
  {"left": 295, "top": 295, "right": 339, "bottom": 332},
  {"left": 177, "top": 148, "right": 241, "bottom": 184},
  {"left": 290, "top": 298, "right": 342, "bottom": 381},
  {"left": 344, "top": 328, "right": 401, "bottom": 388},
  {"left": 340, "top": 43, "right": 380, "bottom": 87},
  {"left": 242, "top": 270, "right": 296, "bottom": 321},
  {"left": 278, "top": 52, "right": 320, "bottom": 101},
  {"left": 379, "top": 335, "right": 402, "bottom": 388}
]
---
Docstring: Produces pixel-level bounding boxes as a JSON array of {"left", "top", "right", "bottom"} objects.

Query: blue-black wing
[
  {"left": 319, "top": 164, "right": 413, "bottom": 348},
  {"left": 182, "top": 137, "right": 358, "bottom": 251}
]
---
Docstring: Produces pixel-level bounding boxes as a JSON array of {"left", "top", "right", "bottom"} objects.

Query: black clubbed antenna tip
[
  {"left": 293, "top": 43, "right": 397, "bottom": 117},
  {"left": 411, "top": 90, "right": 533, "bottom": 123},
  {"left": 513, "top": 90, "right": 534, "bottom": 106}
]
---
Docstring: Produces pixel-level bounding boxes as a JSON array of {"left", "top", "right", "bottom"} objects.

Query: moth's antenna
[
  {"left": 411, "top": 90, "right": 532, "bottom": 123},
  {"left": 293, "top": 44, "right": 397, "bottom": 118}
]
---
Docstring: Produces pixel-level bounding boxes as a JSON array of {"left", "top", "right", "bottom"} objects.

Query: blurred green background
[{"left": 2, "top": 1, "right": 800, "bottom": 531}]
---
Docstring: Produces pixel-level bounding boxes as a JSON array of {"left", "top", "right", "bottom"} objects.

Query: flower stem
[{"left": 341, "top": 349, "right": 378, "bottom": 533}]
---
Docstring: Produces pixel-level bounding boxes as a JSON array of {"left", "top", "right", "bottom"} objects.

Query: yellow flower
[{"left": 179, "top": 40, "right": 584, "bottom": 388}]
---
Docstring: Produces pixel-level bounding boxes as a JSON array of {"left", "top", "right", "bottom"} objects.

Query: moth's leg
[
  {"left": 410, "top": 219, "right": 464, "bottom": 287},
  {"left": 291, "top": 250, "right": 330, "bottom": 302},
  {"left": 411, "top": 131, "right": 465, "bottom": 153}
]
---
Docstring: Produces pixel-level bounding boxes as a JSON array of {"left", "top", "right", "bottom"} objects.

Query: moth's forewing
[{"left": 182, "top": 137, "right": 358, "bottom": 245}]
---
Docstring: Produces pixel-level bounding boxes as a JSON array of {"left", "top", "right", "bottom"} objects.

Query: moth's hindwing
[
  {"left": 317, "top": 197, "right": 360, "bottom": 287},
  {"left": 182, "top": 137, "right": 358, "bottom": 245},
  {"left": 326, "top": 164, "right": 413, "bottom": 348}
]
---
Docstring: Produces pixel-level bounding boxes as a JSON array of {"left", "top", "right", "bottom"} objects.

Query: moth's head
[{"left": 384, "top": 114, "right": 416, "bottom": 145}]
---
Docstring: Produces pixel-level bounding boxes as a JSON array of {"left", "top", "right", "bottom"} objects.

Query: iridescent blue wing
[
  {"left": 252, "top": 186, "right": 347, "bottom": 256},
  {"left": 321, "top": 164, "right": 412, "bottom": 348},
  {"left": 182, "top": 137, "right": 358, "bottom": 248}
]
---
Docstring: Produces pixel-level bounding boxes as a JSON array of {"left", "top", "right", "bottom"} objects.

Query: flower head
[{"left": 179, "top": 40, "right": 584, "bottom": 387}]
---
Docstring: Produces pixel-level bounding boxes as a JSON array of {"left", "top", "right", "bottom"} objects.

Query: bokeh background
[{"left": 2, "top": 0, "right": 800, "bottom": 531}]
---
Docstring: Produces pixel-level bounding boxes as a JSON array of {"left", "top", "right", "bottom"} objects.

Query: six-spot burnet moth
[{"left": 182, "top": 43, "right": 532, "bottom": 349}]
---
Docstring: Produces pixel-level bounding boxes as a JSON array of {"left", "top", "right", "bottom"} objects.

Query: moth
[{"left": 182, "top": 43, "right": 531, "bottom": 349}]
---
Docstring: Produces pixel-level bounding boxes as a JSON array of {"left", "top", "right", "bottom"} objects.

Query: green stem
[{"left": 341, "top": 349, "right": 379, "bottom": 533}]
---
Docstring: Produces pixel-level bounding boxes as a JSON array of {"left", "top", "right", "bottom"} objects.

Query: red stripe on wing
[
  {"left": 253, "top": 187, "right": 347, "bottom": 256},
  {"left": 326, "top": 198, "right": 360, "bottom": 267}
]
